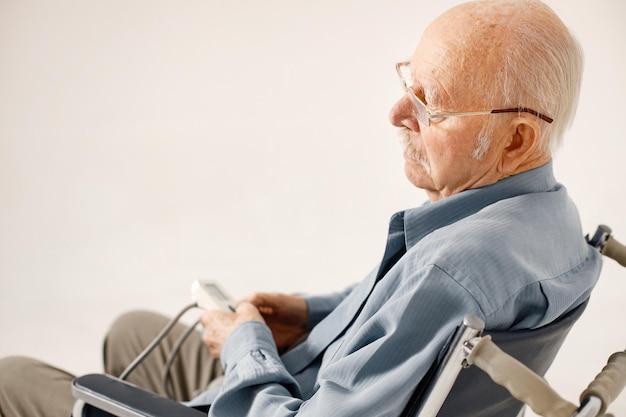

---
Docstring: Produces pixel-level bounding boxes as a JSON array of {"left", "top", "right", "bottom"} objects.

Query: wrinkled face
[{"left": 389, "top": 15, "right": 508, "bottom": 202}]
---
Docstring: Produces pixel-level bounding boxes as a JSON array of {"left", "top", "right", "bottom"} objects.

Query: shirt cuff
[{"left": 221, "top": 321, "right": 279, "bottom": 369}]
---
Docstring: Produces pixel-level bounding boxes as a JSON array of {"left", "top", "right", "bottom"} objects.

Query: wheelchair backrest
[{"left": 402, "top": 299, "right": 588, "bottom": 417}]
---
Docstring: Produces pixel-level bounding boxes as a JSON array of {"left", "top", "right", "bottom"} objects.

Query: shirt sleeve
[
  {"left": 209, "top": 265, "right": 482, "bottom": 417},
  {"left": 303, "top": 284, "right": 356, "bottom": 331}
]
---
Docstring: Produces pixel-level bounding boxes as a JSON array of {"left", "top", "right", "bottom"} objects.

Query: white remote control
[{"left": 191, "top": 280, "right": 236, "bottom": 311}]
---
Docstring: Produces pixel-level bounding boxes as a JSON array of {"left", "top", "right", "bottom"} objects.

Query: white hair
[{"left": 474, "top": 0, "right": 585, "bottom": 156}]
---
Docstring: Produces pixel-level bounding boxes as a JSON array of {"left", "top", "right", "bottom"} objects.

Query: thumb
[{"left": 236, "top": 302, "right": 266, "bottom": 323}]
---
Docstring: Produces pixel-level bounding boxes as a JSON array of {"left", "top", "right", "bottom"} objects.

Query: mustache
[{"left": 398, "top": 128, "right": 431, "bottom": 174}]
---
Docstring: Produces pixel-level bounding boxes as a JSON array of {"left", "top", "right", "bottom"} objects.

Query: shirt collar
[{"left": 401, "top": 161, "right": 558, "bottom": 249}]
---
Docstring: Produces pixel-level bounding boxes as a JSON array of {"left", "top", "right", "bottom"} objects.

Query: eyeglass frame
[{"left": 395, "top": 61, "right": 554, "bottom": 126}]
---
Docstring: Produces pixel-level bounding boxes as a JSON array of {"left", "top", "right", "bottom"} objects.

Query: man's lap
[{"left": 0, "top": 309, "right": 221, "bottom": 417}]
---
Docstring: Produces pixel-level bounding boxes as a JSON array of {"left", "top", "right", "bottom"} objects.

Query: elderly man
[{"left": 0, "top": 0, "right": 602, "bottom": 416}]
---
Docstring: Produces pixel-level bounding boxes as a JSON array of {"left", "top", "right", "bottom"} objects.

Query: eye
[
  {"left": 405, "top": 84, "right": 425, "bottom": 106},
  {"left": 421, "top": 88, "right": 438, "bottom": 108},
  {"left": 408, "top": 86, "right": 423, "bottom": 101},
  {"left": 427, "top": 116, "right": 445, "bottom": 125}
]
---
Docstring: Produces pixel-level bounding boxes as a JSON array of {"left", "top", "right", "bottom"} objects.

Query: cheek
[
  {"left": 422, "top": 139, "right": 451, "bottom": 171},
  {"left": 424, "top": 136, "right": 476, "bottom": 180}
]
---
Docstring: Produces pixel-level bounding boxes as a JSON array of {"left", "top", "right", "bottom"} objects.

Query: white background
[{"left": 1, "top": 0, "right": 625, "bottom": 414}]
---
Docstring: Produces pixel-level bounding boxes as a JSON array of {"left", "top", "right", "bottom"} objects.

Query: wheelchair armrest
[{"left": 72, "top": 374, "right": 206, "bottom": 417}]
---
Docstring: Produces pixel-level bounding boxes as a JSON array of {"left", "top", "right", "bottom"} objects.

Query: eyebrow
[
  {"left": 422, "top": 87, "right": 441, "bottom": 108},
  {"left": 401, "top": 60, "right": 443, "bottom": 109}
]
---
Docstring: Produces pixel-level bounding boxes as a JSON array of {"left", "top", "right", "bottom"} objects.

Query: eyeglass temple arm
[{"left": 490, "top": 108, "right": 554, "bottom": 124}]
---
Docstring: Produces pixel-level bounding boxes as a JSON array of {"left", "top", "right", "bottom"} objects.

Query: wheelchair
[{"left": 71, "top": 225, "right": 626, "bottom": 417}]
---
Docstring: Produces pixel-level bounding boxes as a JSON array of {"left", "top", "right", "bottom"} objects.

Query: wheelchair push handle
[
  {"left": 586, "top": 225, "right": 626, "bottom": 267},
  {"left": 579, "top": 351, "right": 626, "bottom": 416},
  {"left": 603, "top": 235, "right": 626, "bottom": 267}
]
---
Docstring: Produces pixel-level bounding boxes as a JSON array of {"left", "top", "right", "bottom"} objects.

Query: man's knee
[
  {"left": 104, "top": 310, "right": 170, "bottom": 375},
  {"left": 106, "top": 310, "right": 169, "bottom": 342},
  {"left": 0, "top": 356, "right": 75, "bottom": 417},
  {"left": 0, "top": 356, "right": 42, "bottom": 394}
]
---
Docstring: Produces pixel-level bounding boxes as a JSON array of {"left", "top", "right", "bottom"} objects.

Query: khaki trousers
[{"left": 0, "top": 310, "right": 222, "bottom": 417}]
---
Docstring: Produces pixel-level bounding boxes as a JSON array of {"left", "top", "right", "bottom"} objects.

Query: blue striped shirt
[{"left": 192, "top": 162, "right": 601, "bottom": 416}]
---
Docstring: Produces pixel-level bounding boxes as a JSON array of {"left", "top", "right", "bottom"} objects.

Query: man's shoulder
[{"left": 400, "top": 188, "right": 600, "bottom": 328}]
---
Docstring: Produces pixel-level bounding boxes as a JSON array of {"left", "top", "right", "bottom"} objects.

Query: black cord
[
  {"left": 161, "top": 317, "right": 202, "bottom": 398},
  {"left": 119, "top": 302, "right": 199, "bottom": 381}
]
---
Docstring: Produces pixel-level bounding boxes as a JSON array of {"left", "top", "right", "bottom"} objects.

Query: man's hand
[
  {"left": 200, "top": 302, "right": 265, "bottom": 358},
  {"left": 240, "top": 293, "right": 308, "bottom": 351}
]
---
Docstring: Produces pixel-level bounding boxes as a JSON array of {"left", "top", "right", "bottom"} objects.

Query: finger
[
  {"left": 236, "top": 302, "right": 266, "bottom": 323},
  {"left": 199, "top": 309, "right": 232, "bottom": 329},
  {"left": 240, "top": 294, "right": 278, "bottom": 316},
  {"left": 199, "top": 310, "right": 212, "bottom": 327},
  {"left": 238, "top": 292, "right": 265, "bottom": 306},
  {"left": 236, "top": 301, "right": 259, "bottom": 315},
  {"left": 258, "top": 305, "right": 275, "bottom": 315},
  {"left": 207, "top": 341, "right": 222, "bottom": 358},
  {"left": 206, "top": 340, "right": 221, "bottom": 358}
]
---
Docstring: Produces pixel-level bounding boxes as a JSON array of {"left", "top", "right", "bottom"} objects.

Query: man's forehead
[
  {"left": 409, "top": 42, "right": 457, "bottom": 107},
  {"left": 409, "top": 13, "right": 503, "bottom": 108}
]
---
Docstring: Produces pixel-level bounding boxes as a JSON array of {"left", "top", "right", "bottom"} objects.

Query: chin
[{"left": 405, "top": 163, "right": 432, "bottom": 191}]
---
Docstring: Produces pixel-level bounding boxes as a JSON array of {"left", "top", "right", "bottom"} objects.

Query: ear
[{"left": 498, "top": 118, "right": 543, "bottom": 175}]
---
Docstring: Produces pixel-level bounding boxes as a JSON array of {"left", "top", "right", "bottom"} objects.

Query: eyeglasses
[{"left": 395, "top": 62, "right": 553, "bottom": 126}]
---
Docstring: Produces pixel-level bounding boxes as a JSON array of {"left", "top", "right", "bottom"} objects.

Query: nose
[{"left": 389, "top": 94, "right": 420, "bottom": 132}]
